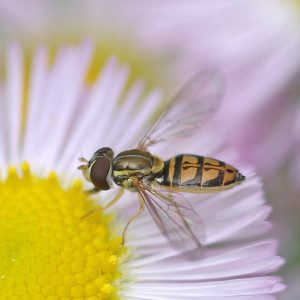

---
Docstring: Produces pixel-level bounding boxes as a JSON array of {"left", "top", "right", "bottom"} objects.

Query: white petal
[
  {"left": 6, "top": 44, "right": 23, "bottom": 165},
  {"left": 22, "top": 46, "right": 48, "bottom": 162}
]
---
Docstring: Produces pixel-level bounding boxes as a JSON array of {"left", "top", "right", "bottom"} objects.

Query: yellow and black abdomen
[{"left": 156, "top": 154, "right": 245, "bottom": 193}]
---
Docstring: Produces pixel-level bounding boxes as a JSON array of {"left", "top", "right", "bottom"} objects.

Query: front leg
[
  {"left": 80, "top": 188, "right": 124, "bottom": 220},
  {"left": 84, "top": 187, "right": 100, "bottom": 195},
  {"left": 104, "top": 188, "right": 125, "bottom": 209}
]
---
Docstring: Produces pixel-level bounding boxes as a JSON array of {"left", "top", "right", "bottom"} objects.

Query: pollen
[{"left": 0, "top": 162, "right": 125, "bottom": 299}]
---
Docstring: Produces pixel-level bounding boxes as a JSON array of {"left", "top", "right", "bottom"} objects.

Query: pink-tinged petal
[
  {"left": 124, "top": 296, "right": 277, "bottom": 300},
  {"left": 128, "top": 241, "right": 284, "bottom": 280},
  {"left": 123, "top": 277, "right": 284, "bottom": 298}
]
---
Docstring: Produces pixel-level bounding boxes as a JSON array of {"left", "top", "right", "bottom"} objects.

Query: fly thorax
[{"left": 112, "top": 149, "right": 156, "bottom": 188}]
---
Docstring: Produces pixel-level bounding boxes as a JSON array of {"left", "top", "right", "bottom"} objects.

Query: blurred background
[{"left": 0, "top": 1, "right": 299, "bottom": 298}]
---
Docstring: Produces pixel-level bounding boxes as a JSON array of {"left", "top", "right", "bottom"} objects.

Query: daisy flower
[{"left": 0, "top": 41, "right": 284, "bottom": 299}]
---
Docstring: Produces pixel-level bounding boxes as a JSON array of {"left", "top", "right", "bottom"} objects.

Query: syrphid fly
[{"left": 78, "top": 71, "right": 245, "bottom": 251}]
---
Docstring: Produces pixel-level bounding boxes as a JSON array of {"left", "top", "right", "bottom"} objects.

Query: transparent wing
[
  {"left": 135, "top": 180, "right": 206, "bottom": 254},
  {"left": 137, "top": 70, "right": 223, "bottom": 150}
]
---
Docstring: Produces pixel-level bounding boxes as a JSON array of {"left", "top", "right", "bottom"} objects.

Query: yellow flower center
[{"left": 0, "top": 163, "right": 125, "bottom": 299}]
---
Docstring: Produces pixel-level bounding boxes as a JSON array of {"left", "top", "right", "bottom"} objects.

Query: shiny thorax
[{"left": 112, "top": 149, "right": 164, "bottom": 191}]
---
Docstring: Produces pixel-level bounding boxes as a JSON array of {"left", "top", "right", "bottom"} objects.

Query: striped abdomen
[{"left": 156, "top": 154, "right": 245, "bottom": 192}]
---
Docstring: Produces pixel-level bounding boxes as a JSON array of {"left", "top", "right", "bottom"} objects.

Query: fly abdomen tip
[{"left": 237, "top": 173, "right": 246, "bottom": 182}]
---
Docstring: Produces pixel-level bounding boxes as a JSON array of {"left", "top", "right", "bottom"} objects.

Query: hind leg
[{"left": 122, "top": 197, "right": 144, "bottom": 244}]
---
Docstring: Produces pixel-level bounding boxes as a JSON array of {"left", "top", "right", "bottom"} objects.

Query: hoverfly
[{"left": 78, "top": 71, "right": 245, "bottom": 252}]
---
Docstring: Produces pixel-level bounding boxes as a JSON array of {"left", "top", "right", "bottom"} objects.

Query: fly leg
[
  {"left": 84, "top": 187, "right": 100, "bottom": 195},
  {"left": 80, "top": 188, "right": 124, "bottom": 220},
  {"left": 104, "top": 188, "right": 125, "bottom": 209},
  {"left": 80, "top": 207, "right": 101, "bottom": 220},
  {"left": 79, "top": 187, "right": 100, "bottom": 219},
  {"left": 122, "top": 197, "right": 144, "bottom": 244}
]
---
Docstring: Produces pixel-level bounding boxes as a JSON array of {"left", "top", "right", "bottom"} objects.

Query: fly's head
[{"left": 78, "top": 147, "right": 114, "bottom": 190}]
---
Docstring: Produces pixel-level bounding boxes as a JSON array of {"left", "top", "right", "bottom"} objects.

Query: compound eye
[{"left": 90, "top": 157, "right": 112, "bottom": 190}]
